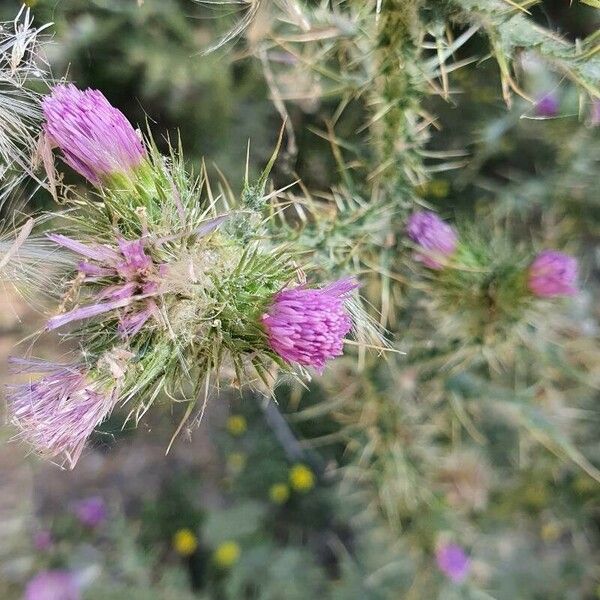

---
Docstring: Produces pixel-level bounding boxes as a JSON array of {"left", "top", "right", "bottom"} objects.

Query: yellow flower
[
  {"left": 573, "top": 475, "right": 596, "bottom": 494},
  {"left": 214, "top": 540, "right": 241, "bottom": 568},
  {"left": 523, "top": 482, "right": 548, "bottom": 508},
  {"left": 172, "top": 528, "right": 198, "bottom": 556},
  {"left": 541, "top": 522, "right": 561, "bottom": 543},
  {"left": 226, "top": 415, "right": 247, "bottom": 436},
  {"left": 227, "top": 452, "right": 247, "bottom": 472},
  {"left": 269, "top": 483, "right": 290, "bottom": 504},
  {"left": 289, "top": 464, "right": 315, "bottom": 493}
]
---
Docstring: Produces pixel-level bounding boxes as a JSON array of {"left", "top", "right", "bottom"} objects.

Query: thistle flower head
[
  {"left": 33, "top": 530, "right": 53, "bottom": 551},
  {"left": 528, "top": 250, "right": 578, "bottom": 298},
  {"left": 406, "top": 210, "right": 457, "bottom": 269},
  {"left": 72, "top": 496, "right": 107, "bottom": 528},
  {"left": 7, "top": 358, "right": 117, "bottom": 468},
  {"left": 535, "top": 92, "right": 559, "bottom": 117},
  {"left": 24, "top": 570, "right": 80, "bottom": 600},
  {"left": 46, "top": 233, "right": 161, "bottom": 337},
  {"left": 262, "top": 277, "right": 357, "bottom": 373},
  {"left": 435, "top": 543, "right": 471, "bottom": 583},
  {"left": 42, "top": 84, "right": 146, "bottom": 185}
]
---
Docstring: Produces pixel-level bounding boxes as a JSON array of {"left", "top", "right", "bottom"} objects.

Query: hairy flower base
[
  {"left": 262, "top": 277, "right": 357, "bottom": 373},
  {"left": 407, "top": 210, "right": 457, "bottom": 270},
  {"left": 7, "top": 358, "right": 116, "bottom": 468},
  {"left": 42, "top": 84, "right": 146, "bottom": 184}
]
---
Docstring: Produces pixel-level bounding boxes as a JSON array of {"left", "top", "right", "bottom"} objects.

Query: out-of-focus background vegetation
[{"left": 1, "top": 1, "right": 599, "bottom": 598}]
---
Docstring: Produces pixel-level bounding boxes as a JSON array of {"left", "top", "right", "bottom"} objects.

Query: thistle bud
[
  {"left": 534, "top": 92, "right": 559, "bottom": 117},
  {"left": 406, "top": 211, "right": 457, "bottom": 270},
  {"left": 528, "top": 250, "right": 578, "bottom": 298},
  {"left": 262, "top": 277, "right": 357, "bottom": 373},
  {"left": 435, "top": 542, "right": 471, "bottom": 583},
  {"left": 42, "top": 84, "right": 146, "bottom": 185}
]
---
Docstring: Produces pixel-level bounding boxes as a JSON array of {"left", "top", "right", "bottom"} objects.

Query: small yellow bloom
[
  {"left": 227, "top": 452, "right": 247, "bottom": 472},
  {"left": 573, "top": 475, "right": 596, "bottom": 494},
  {"left": 541, "top": 522, "right": 561, "bottom": 543},
  {"left": 289, "top": 464, "right": 315, "bottom": 493},
  {"left": 226, "top": 415, "right": 247, "bottom": 436},
  {"left": 269, "top": 483, "right": 290, "bottom": 504},
  {"left": 172, "top": 528, "right": 198, "bottom": 556},
  {"left": 214, "top": 540, "right": 241, "bottom": 568},
  {"left": 523, "top": 482, "right": 548, "bottom": 508}
]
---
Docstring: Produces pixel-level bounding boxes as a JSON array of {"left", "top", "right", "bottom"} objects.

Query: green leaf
[{"left": 204, "top": 501, "right": 267, "bottom": 544}]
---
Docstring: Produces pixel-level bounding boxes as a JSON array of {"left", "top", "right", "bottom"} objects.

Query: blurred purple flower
[
  {"left": 406, "top": 211, "right": 458, "bottom": 269},
  {"left": 528, "top": 250, "right": 578, "bottom": 298},
  {"left": 42, "top": 84, "right": 146, "bottom": 184},
  {"left": 46, "top": 234, "right": 161, "bottom": 337},
  {"left": 436, "top": 543, "right": 471, "bottom": 583},
  {"left": 262, "top": 278, "right": 357, "bottom": 373},
  {"left": 6, "top": 358, "right": 116, "bottom": 469},
  {"left": 33, "top": 530, "right": 53, "bottom": 552},
  {"left": 535, "top": 92, "right": 559, "bottom": 117},
  {"left": 24, "top": 570, "right": 80, "bottom": 600},
  {"left": 72, "top": 496, "right": 107, "bottom": 528}
]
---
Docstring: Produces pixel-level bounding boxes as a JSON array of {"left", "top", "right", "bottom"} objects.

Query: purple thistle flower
[
  {"left": 46, "top": 233, "right": 161, "bottom": 337},
  {"left": 406, "top": 210, "right": 458, "bottom": 269},
  {"left": 535, "top": 92, "right": 559, "bottom": 117},
  {"left": 528, "top": 250, "right": 578, "bottom": 298},
  {"left": 262, "top": 277, "right": 357, "bottom": 373},
  {"left": 42, "top": 84, "right": 146, "bottom": 185},
  {"left": 72, "top": 496, "right": 107, "bottom": 528},
  {"left": 33, "top": 530, "right": 53, "bottom": 552},
  {"left": 6, "top": 358, "right": 116, "bottom": 469},
  {"left": 436, "top": 543, "right": 471, "bottom": 583},
  {"left": 24, "top": 570, "right": 80, "bottom": 600}
]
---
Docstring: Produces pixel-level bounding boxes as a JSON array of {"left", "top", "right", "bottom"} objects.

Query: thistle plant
[
  {"left": 204, "top": 4, "right": 600, "bottom": 573},
  {"left": 2, "top": 3, "right": 599, "bottom": 598},
  {"left": 6, "top": 82, "right": 376, "bottom": 467}
]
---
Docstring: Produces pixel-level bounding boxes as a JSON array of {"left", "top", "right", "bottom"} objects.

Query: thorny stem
[
  {"left": 367, "top": 0, "right": 427, "bottom": 197},
  {"left": 257, "top": 393, "right": 324, "bottom": 476}
]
